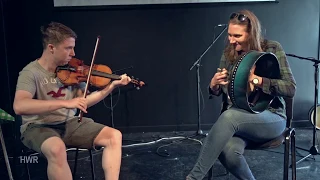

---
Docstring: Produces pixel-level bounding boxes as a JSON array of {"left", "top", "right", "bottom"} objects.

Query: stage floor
[{"left": 3, "top": 128, "right": 320, "bottom": 180}]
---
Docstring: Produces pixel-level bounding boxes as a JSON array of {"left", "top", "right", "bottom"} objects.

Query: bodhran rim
[{"left": 228, "top": 50, "right": 280, "bottom": 113}]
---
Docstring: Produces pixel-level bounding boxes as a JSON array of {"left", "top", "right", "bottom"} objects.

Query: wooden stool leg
[{"left": 0, "top": 125, "right": 14, "bottom": 180}]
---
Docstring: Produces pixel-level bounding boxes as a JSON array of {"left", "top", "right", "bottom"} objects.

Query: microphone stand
[
  {"left": 189, "top": 25, "right": 227, "bottom": 136},
  {"left": 286, "top": 53, "right": 320, "bottom": 165},
  {"left": 109, "top": 66, "right": 133, "bottom": 128}
]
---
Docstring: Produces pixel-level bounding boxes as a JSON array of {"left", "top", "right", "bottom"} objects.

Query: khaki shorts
[{"left": 21, "top": 117, "right": 105, "bottom": 153}]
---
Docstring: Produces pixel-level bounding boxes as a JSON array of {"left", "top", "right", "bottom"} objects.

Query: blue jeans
[{"left": 187, "top": 107, "right": 286, "bottom": 180}]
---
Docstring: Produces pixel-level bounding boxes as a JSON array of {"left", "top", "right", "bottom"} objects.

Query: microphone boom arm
[
  {"left": 286, "top": 53, "right": 320, "bottom": 63},
  {"left": 190, "top": 25, "right": 228, "bottom": 70}
]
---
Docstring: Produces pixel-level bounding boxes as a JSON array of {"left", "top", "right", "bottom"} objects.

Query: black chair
[
  {"left": 72, "top": 147, "right": 95, "bottom": 180},
  {"left": 14, "top": 115, "right": 96, "bottom": 180},
  {"left": 207, "top": 97, "right": 296, "bottom": 180}
]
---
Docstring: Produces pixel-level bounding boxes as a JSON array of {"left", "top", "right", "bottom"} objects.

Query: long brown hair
[{"left": 224, "top": 10, "right": 264, "bottom": 64}]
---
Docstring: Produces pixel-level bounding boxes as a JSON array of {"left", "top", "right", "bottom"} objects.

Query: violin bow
[{"left": 78, "top": 36, "right": 101, "bottom": 123}]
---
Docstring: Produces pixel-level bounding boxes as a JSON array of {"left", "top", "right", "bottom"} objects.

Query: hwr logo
[{"left": 19, "top": 156, "right": 38, "bottom": 163}]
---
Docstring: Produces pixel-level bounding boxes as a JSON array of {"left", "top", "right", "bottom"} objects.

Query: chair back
[{"left": 284, "top": 97, "right": 294, "bottom": 128}]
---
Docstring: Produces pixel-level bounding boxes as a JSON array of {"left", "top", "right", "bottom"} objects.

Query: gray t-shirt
[{"left": 16, "top": 60, "right": 82, "bottom": 133}]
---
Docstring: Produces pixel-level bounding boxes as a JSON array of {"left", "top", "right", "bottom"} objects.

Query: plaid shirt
[{"left": 209, "top": 40, "right": 296, "bottom": 119}]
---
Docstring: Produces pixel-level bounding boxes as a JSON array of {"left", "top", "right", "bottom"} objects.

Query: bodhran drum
[
  {"left": 308, "top": 104, "right": 320, "bottom": 129},
  {"left": 228, "top": 50, "right": 281, "bottom": 113}
]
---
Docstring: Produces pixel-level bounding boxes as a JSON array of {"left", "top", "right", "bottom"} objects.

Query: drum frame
[{"left": 228, "top": 50, "right": 281, "bottom": 113}]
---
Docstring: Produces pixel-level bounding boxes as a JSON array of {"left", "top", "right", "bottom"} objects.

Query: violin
[
  {"left": 60, "top": 36, "right": 144, "bottom": 123},
  {"left": 55, "top": 58, "right": 145, "bottom": 89}
]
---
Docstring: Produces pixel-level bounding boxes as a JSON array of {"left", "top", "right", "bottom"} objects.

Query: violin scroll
[{"left": 129, "top": 76, "right": 145, "bottom": 90}]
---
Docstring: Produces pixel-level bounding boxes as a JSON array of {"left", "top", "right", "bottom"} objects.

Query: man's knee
[
  {"left": 96, "top": 128, "right": 122, "bottom": 147},
  {"left": 109, "top": 129, "right": 122, "bottom": 146},
  {"left": 41, "top": 137, "right": 67, "bottom": 161}
]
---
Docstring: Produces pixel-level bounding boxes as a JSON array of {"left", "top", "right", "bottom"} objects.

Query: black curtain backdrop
[{"left": 1, "top": 0, "right": 319, "bottom": 133}]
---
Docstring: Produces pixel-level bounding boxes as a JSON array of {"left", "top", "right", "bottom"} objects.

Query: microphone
[{"left": 216, "top": 24, "right": 227, "bottom": 27}]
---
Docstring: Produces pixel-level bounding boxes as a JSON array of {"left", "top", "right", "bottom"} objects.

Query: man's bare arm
[{"left": 13, "top": 90, "right": 87, "bottom": 115}]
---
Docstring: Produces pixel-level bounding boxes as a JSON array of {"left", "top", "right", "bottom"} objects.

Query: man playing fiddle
[{"left": 13, "top": 22, "right": 130, "bottom": 180}]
